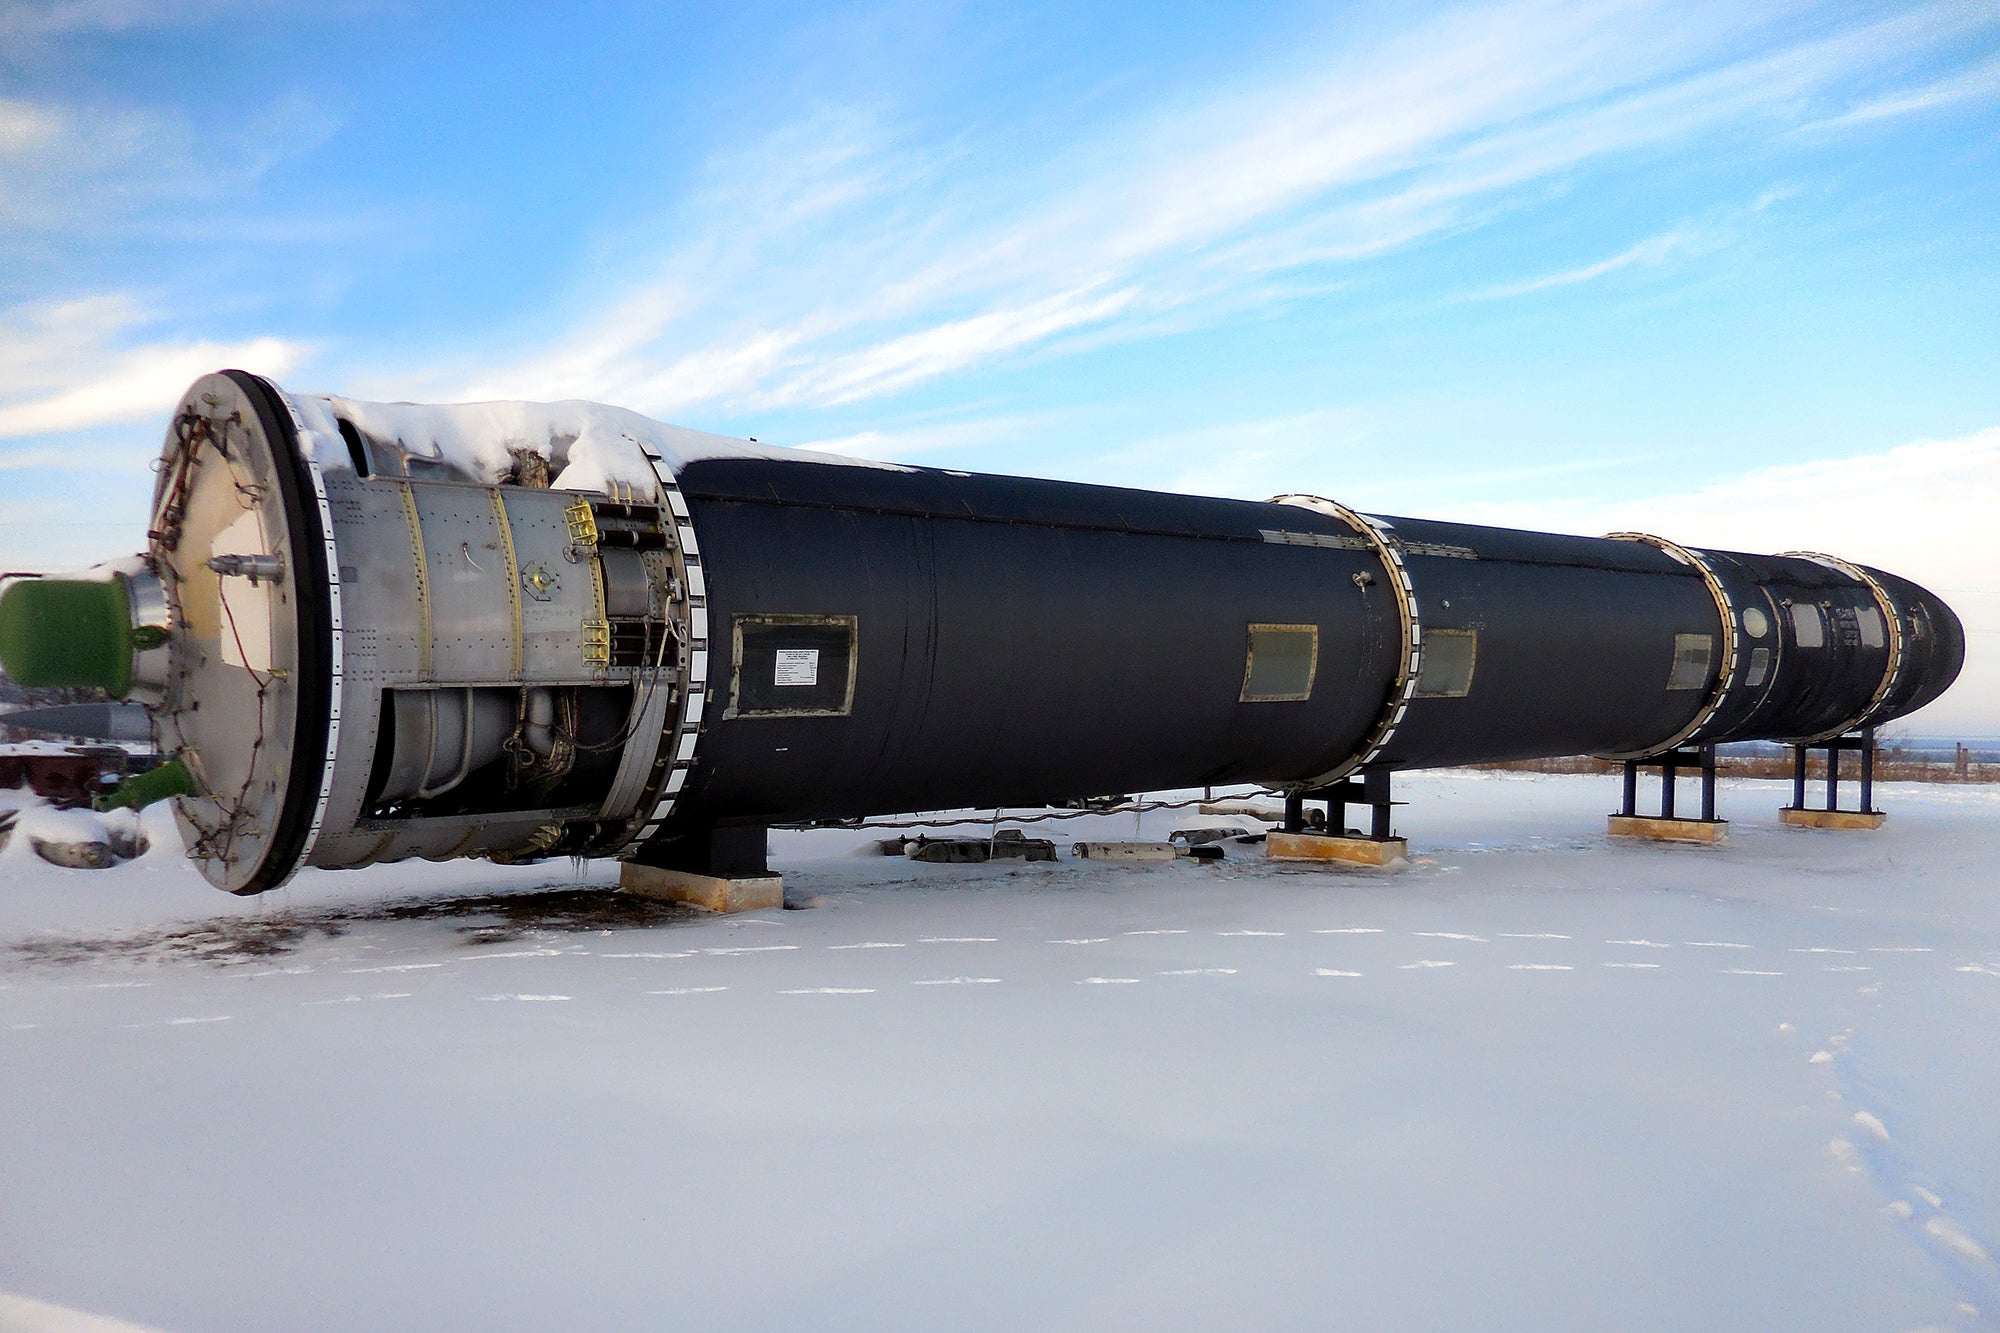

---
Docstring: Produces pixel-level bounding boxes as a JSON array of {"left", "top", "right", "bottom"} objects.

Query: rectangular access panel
[{"left": 730, "top": 613, "right": 858, "bottom": 717}]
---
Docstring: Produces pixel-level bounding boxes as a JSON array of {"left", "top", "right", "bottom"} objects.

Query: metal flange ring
[
  {"left": 1596, "top": 533, "right": 1739, "bottom": 761},
  {"left": 615, "top": 453, "right": 712, "bottom": 856},
  {"left": 1778, "top": 551, "right": 1906, "bottom": 745},
  {"left": 1268, "top": 494, "right": 1422, "bottom": 789}
]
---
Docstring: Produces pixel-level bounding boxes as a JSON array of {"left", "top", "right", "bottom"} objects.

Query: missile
[{"left": 0, "top": 371, "right": 1964, "bottom": 894}]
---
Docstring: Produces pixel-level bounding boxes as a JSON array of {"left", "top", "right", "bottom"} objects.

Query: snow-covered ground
[{"left": 3, "top": 772, "right": 1998, "bottom": 1332}]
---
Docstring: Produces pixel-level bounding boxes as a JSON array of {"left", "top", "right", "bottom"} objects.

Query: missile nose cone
[{"left": 0, "top": 576, "right": 137, "bottom": 697}]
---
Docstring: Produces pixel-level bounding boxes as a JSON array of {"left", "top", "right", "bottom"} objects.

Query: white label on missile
[{"left": 774, "top": 648, "right": 819, "bottom": 686}]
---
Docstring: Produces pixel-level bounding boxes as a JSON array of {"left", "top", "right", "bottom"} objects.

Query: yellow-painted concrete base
[
  {"left": 1780, "top": 807, "right": 1887, "bottom": 831},
  {"left": 1607, "top": 814, "right": 1728, "bottom": 844},
  {"left": 1266, "top": 830, "right": 1408, "bottom": 867},
  {"left": 620, "top": 862, "right": 784, "bottom": 913}
]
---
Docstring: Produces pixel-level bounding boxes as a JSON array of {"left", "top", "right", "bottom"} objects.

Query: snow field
[{"left": 3, "top": 771, "right": 1998, "bottom": 1331}]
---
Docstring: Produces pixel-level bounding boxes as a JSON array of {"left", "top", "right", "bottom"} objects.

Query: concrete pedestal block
[
  {"left": 621, "top": 862, "right": 784, "bottom": 913},
  {"left": 1780, "top": 807, "right": 1888, "bottom": 831},
  {"left": 1266, "top": 830, "right": 1408, "bottom": 867},
  {"left": 1607, "top": 814, "right": 1727, "bottom": 844}
]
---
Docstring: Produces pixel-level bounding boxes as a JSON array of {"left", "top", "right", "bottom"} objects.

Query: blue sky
[{"left": 3, "top": 0, "right": 1997, "bottom": 728}]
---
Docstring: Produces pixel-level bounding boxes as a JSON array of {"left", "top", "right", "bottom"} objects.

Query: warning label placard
[{"left": 774, "top": 648, "right": 820, "bottom": 687}]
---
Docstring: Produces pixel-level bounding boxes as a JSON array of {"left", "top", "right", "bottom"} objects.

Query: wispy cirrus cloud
[
  {"left": 1464, "top": 227, "right": 1708, "bottom": 302},
  {"left": 1804, "top": 52, "right": 2000, "bottom": 130},
  {"left": 399, "top": 1, "right": 1998, "bottom": 430},
  {"left": 0, "top": 90, "right": 339, "bottom": 241},
  {"left": 0, "top": 0, "right": 255, "bottom": 45}
]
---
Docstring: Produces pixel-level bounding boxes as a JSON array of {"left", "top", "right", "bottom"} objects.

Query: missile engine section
[{"left": 0, "top": 371, "right": 1965, "bottom": 894}]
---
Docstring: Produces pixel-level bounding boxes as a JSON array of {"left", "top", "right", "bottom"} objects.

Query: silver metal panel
[
  {"left": 499, "top": 488, "right": 592, "bottom": 680},
  {"left": 334, "top": 480, "right": 431, "bottom": 684},
  {"left": 413, "top": 483, "right": 514, "bottom": 683}
]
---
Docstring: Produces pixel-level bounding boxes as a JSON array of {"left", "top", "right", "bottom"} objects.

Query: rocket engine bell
[{"left": 0, "top": 370, "right": 1965, "bottom": 894}]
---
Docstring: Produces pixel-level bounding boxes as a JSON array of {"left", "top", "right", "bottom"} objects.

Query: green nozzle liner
[
  {"left": 0, "top": 578, "right": 133, "bottom": 697},
  {"left": 97, "top": 757, "right": 195, "bottom": 812}
]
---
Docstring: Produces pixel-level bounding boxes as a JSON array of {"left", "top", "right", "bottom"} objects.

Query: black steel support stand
[
  {"left": 631, "top": 822, "right": 772, "bottom": 875},
  {"left": 1287, "top": 768, "right": 1399, "bottom": 840},
  {"left": 1616, "top": 743, "right": 1721, "bottom": 824},
  {"left": 1787, "top": 727, "right": 1880, "bottom": 817}
]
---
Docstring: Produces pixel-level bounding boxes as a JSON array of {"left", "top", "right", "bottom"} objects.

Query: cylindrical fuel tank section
[{"left": 2, "top": 371, "right": 1959, "bottom": 894}]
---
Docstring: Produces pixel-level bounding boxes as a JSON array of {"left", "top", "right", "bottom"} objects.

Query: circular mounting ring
[
  {"left": 1595, "top": 533, "right": 1740, "bottom": 761},
  {"left": 1778, "top": 551, "right": 1906, "bottom": 744},
  {"left": 615, "top": 452, "right": 711, "bottom": 856},
  {"left": 1268, "top": 495, "right": 1422, "bottom": 789}
]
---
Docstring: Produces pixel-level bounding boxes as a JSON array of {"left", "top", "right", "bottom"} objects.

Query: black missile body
[{"left": 0, "top": 372, "right": 1964, "bottom": 892}]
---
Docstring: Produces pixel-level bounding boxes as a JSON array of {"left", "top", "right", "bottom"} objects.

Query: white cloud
[
  {"left": 0, "top": 297, "right": 309, "bottom": 438},
  {"left": 1068, "top": 409, "right": 1380, "bottom": 501},
  {"left": 1429, "top": 427, "right": 2000, "bottom": 735},
  {"left": 791, "top": 409, "right": 1062, "bottom": 461},
  {"left": 0, "top": 88, "right": 339, "bottom": 238},
  {"left": 769, "top": 283, "right": 1140, "bottom": 407},
  {"left": 402, "top": 2, "right": 1994, "bottom": 423},
  {"left": 1465, "top": 227, "right": 1704, "bottom": 301},
  {"left": 1805, "top": 53, "right": 2000, "bottom": 130},
  {"left": 0, "top": 0, "right": 245, "bottom": 43}
]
